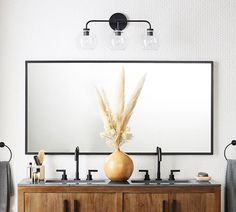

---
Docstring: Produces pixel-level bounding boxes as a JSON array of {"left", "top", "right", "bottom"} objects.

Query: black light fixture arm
[
  {"left": 127, "top": 20, "right": 152, "bottom": 29},
  {"left": 84, "top": 13, "right": 153, "bottom": 31},
  {"left": 85, "top": 20, "right": 109, "bottom": 30}
]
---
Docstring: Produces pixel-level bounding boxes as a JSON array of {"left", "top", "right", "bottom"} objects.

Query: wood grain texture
[
  {"left": 18, "top": 187, "right": 25, "bottom": 212},
  {"left": 17, "top": 185, "right": 220, "bottom": 193},
  {"left": 116, "top": 192, "right": 123, "bottom": 212},
  {"left": 63, "top": 193, "right": 117, "bottom": 212},
  {"left": 173, "top": 192, "right": 219, "bottom": 212},
  {"left": 22, "top": 192, "right": 117, "bottom": 212},
  {"left": 124, "top": 193, "right": 168, "bottom": 212},
  {"left": 18, "top": 185, "right": 221, "bottom": 212},
  {"left": 24, "top": 193, "right": 63, "bottom": 212}
]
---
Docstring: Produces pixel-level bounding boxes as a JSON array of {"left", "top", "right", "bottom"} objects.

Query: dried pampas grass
[
  {"left": 37, "top": 150, "right": 45, "bottom": 165},
  {"left": 96, "top": 67, "right": 146, "bottom": 150}
]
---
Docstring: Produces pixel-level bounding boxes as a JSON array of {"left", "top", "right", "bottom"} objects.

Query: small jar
[{"left": 32, "top": 168, "right": 40, "bottom": 183}]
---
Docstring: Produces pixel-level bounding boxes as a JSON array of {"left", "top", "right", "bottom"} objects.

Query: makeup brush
[{"left": 34, "top": 155, "right": 41, "bottom": 165}]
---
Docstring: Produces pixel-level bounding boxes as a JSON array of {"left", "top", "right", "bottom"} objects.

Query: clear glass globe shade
[
  {"left": 110, "top": 30, "right": 127, "bottom": 50},
  {"left": 80, "top": 32, "right": 96, "bottom": 50},
  {"left": 143, "top": 34, "right": 159, "bottom": 50}
]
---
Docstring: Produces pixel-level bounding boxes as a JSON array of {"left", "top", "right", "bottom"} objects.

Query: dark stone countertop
[{"left": 18, "top": 178, "right": 221, "bottom": 187}]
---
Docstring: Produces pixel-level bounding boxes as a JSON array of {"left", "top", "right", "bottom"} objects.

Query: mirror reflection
[{"left": 26, "top": 61, "right": 213, "bottom": 154}]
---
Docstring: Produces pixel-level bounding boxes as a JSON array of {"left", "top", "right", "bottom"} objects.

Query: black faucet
[
  {"left": 75, "top": 146, "right": 80, "bottom": 180},
  {"left": 156, "top": 146, "right": 162, "bottom": 180}
]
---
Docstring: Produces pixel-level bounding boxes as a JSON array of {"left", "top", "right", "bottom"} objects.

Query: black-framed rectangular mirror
[{"left": 26, "top": 60, "right": 213, "bottom": 155}]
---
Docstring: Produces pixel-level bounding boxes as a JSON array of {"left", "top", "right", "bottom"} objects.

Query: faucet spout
[
  {"left": 75, "top": 146, "right": 80, "bottom": 180},
  {"left": 156, "top": 146, "right": 162, "bottom": 180}
]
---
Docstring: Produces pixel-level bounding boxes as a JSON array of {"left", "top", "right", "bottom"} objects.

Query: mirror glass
[{"left": 26, "top": 61, "right": 213, "bottom": 155}]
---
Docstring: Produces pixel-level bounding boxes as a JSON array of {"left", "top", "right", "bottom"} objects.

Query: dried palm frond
[
  {"left": 118, "top": 74, "right": 146, "bottom": 139},
  {"left": 101, "top": 88, "right": 116, "bottom": 130},
  {"left": 37, "top": 150, "right": 45, "bottom": 165},
  {"left": 96, "top": 88, "right": 114, "bottom": 132},
  {"left": 116, "top": 67, "right": 125, "bottom": 130},
  {"left": 96, "top": 68, "right": 145, "bottom": 150}
]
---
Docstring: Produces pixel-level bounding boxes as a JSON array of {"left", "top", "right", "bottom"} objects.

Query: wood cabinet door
[
  {"left": 124, "top": 193, "right": 168, "bottom": 212},
  {"left": 64, "top": 192, "right": 118, "bottom": 212},
  {"left": 25, "top": 193, "right": 64, "bottom": 212},
  {"left": 172, "top": 192, "right": 219, "bottom": 212},
  {"left": 24, "top": 192, "right": 118, "bottom": 212}
]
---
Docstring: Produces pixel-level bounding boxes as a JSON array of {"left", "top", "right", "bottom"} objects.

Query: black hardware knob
[
  {"left": 86, "top": 169, "right": 98, "bottom": 181},
  {"left": 171, "top": 200, "right": 177, "bottom": 212},
  {"left": 139, "top": 170, "right": 150, "bottom": 181},
  {"left": 63, "top": 200, "right": 69, "bottom": 212},
  {"left": 163, "top": 200, "right": 167, "bottom": 212},
  {"left": 56, "top": 169, "right": 68, "bottom": 180},
  {"left": 74, "top": 200, "right": 80, "bottom": 212},
  {"left": 169, "top": 169, "right": 180, "bottom": 181}
]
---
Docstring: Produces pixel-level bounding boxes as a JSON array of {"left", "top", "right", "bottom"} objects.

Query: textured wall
[{"left": 0, "top": 0, "right": 235, "bottom": 211}]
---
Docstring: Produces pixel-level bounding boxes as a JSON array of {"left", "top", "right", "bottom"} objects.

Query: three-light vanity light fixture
[{"left": 80, "top": 13, "right": 158, "bottom": 50}]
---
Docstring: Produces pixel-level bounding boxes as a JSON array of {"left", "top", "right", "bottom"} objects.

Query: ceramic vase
[{"left": 104, "top": 148, "right": 134, "bottom": 181}]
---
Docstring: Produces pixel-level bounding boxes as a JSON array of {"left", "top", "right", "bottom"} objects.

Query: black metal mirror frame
[{"left": 25, "top": 60, "right": 213, "bottom": 155}]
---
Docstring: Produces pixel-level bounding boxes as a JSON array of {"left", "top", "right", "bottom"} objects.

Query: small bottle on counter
[
  {"left": 32, "top": 172, "right": 37, "bottom": 183},
  {"left": 27, "top": 162, "right": 32, "bottom": 179}
]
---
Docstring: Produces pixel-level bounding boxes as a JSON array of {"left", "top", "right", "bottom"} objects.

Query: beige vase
[{"left": 104, "top": 148, "right": 134, "bottom": 181}]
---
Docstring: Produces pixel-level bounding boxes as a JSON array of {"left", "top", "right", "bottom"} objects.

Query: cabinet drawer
[
  {"left": 25, "top": 192, "right": 117, "bottom": 212},
  {"left": 25, "top": 193, "right": 63, "bottom": 212},
  {"left": 173, "top": 192, "right": 218, "bottom": 212},
  {"left": 64, "top": 193, "right": 117, "bottom": 212},
  {"left": 124, "top": 193, "right": 168, "bottom": 212}
]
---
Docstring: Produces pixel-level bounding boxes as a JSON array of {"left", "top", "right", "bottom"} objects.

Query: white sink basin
[
  {"left": 45, "top": 179, "right": 106, "bottom": 184},
  {"left": 131, "top": 179, "right": 192, "bottom": 184}
]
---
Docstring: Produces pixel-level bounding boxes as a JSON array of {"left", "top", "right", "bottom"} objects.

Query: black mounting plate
[{"left": 109, "top": 13, "right": 128, "bottom": 30}]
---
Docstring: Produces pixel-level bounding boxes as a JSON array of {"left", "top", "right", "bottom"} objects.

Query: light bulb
[
  {"left": 110, "top": 29, "right": 127, "bottom": 50},
  {"left": 143, "top": 29, "right": 159, "bottom": 50},
  {"left": 80, "top": 28, "right": 96, "bottom": 50}
]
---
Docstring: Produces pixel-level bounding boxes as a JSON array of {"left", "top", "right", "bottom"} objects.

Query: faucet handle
[
  {"left": 56, "top": 169, "right": 68, "bottom": 180},
  {"left": 169, "top": 169, "right": 180, "bottom": 181},
  {"left": 86, "top": 169, "right": 98, "bottom": 181},
  {"left": 139, "top": 170, "right": 150, "bottom": 181}
]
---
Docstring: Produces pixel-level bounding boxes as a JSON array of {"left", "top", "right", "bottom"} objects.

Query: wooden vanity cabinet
[
  {"left": 173, "top": 192, "right": 218, "bottom": 212},
  {"left": 123, "top": 193, "right": 169, "bottom": 212},
  {"left": 24, "top": 193, "right": 63, "bottom": 212},
  {"left": 18, "top": 184, "right": 220, "bottom": 212},
  {"left": 21, "top": 191, "right": 119, "bottom": 212},
  {"left": 123, "top": 187, "right": 220, "bottom": 212},
  {"left": 19, "top": 187, "right": 121, "bottom": 212},
  {"left": 23, "top": 192, "right": 118, "bottom": 212},
  {"left": 63, "top": 193, "right": 119, "bottom": 212}
]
